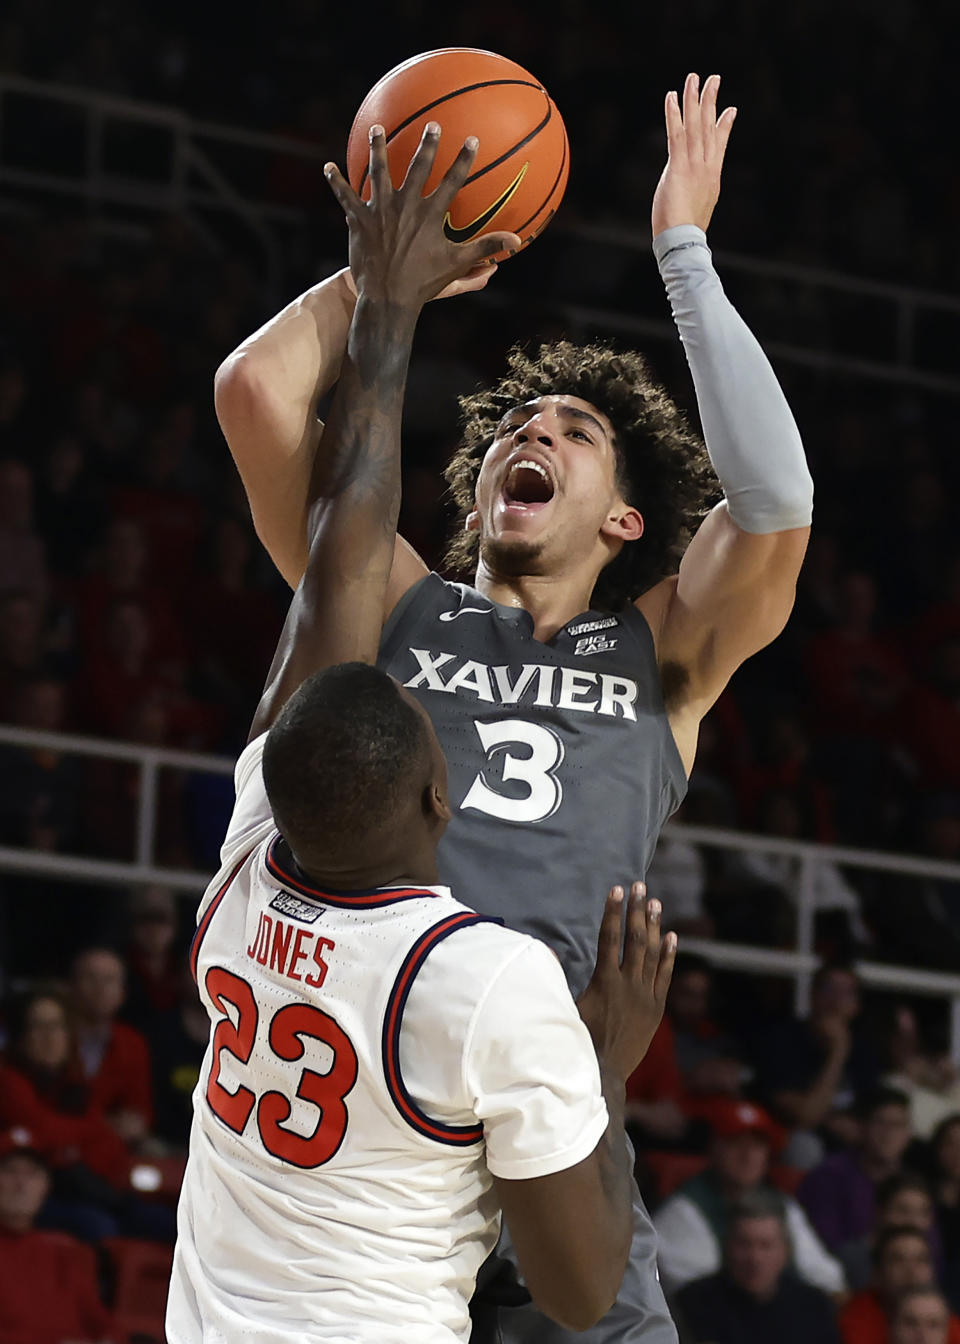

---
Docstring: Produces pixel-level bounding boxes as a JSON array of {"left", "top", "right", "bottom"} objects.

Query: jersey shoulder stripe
[
  {"left": 382, "top": 910, "right": 497, "bottom": 1146},
  {"left": 265, "top": 836, "right": 440, "bottom": 909},
  {"left": 190, "top": 852, "right": 249, "bottom": 983}
]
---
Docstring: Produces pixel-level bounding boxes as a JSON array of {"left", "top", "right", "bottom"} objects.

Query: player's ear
[
  {"left": 465, "top": 508, "right": 480, "bottom": 532},
  {"left": 424, "top": 781, "right": 451, "bottom": 825},
  {"left": 601, "top": 503, "right": 644, "bottom": 543}
]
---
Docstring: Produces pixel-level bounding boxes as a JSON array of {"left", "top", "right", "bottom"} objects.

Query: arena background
[{"left": 3, "top": 0, "right": 960, "bottom": 1339}]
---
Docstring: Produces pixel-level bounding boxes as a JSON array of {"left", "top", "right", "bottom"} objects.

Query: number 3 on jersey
[
  {"left": 461, "top": 718, "right": 564, "bottom": 824},
  {"left": 205, "top": 966, "right": 358, "bottom": 1168}
]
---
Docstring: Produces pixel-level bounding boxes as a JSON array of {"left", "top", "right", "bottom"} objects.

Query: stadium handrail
[
  {"left": 2, "top": 75, "right": 959, "bottom": 392},
  {"left": 2, "top": 722, "right": 960, "bottom": 1053}
]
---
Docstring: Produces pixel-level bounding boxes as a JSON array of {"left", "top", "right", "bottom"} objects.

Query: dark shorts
[{"left": 469, "top": 1186, "right": 678, "bottom": 1344}]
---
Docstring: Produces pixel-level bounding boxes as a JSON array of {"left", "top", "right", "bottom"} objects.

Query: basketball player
[
  {"left": 167, "top": 127, "right": 676, "bottom": 1343},
  {"left": 214, "top": 73, "right": 812, "bottom": 1344}
]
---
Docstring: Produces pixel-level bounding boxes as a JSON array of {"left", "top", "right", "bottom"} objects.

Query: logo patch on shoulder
[
  {"left": 574, "top": 634, "right": 618, "bottom": 657},
  {"left": 269, "top": 890, "right": 324, "bottom": 922},
  {"left": 567, "top": 616, "right": 619, "bottom": 637}
]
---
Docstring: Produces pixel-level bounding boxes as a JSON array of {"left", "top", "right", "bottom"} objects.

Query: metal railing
[
  {"left": 0, "top": 74, "right": 328, "bottom": 294},
  {"left": 2, "top": 722, "right": 960, "bottom": 1053},
  {"left": 3, "top": 76, "right": 960, "bottom": 392}
]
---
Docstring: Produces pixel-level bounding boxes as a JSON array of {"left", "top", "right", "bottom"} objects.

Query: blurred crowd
[{"left": 2, "top": 0, "right": 960, "bottom": 1339}]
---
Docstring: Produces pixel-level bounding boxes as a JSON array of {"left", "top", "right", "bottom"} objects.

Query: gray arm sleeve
[{"left": 654, "top": 223, "right": 813, "bottom": 534}]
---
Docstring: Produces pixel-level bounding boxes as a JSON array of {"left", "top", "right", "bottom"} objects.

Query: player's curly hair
[{"left": 444, "top": 341, "right": 719, "bottom": 611}]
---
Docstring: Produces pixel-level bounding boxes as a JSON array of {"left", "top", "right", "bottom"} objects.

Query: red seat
[
  {"left": 102, "top": 1236, "right": 173, "bottom": 1342},
  {"left": 645, "top": 1150, "right": 708, "bottom": 1200}
]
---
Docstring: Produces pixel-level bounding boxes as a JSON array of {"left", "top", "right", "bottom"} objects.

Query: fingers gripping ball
[{"left": 347, "top": 48, "right": 569, "bottom": 262}]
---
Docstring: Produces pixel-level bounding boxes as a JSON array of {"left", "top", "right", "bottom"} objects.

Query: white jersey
[{"left": 167, "top": 735, "right": 608, "bottom": 1344}]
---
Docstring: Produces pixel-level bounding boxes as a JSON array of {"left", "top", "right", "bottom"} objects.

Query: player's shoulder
[{"left": 411, "top": 896, "right": 562, "bottom": 1004}]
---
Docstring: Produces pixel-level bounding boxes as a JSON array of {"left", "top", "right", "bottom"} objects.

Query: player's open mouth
[{"left": 501, "top": 459, "right": 555, "bottom": 512}]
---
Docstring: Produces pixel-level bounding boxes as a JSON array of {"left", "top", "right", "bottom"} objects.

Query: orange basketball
[{"left": 346, "top": 48, "right": 569, "bottom": 262}]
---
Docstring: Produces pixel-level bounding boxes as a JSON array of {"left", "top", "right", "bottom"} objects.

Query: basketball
[{"left": 346, "top": 48, "right": 569, "bottom": 261}]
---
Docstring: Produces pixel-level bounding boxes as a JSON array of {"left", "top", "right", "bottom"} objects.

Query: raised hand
[
  {"left": 325, "top": 123, "right": 521, "bottom": 312},
  {"left": 651, "top": 72, "right": 737, "bottom": 240},
  {"left": 576, "top": 882, "right": 677, "bottom": 1082}
]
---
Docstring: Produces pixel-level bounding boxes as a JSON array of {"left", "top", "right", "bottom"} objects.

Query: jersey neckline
[{"left": 265, "top": 836, "right": 441, "bottom": 909}]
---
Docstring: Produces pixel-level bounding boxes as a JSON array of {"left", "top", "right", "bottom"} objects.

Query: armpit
[{"left": 659, "top": 659, "right": 691, "bottom": 711}]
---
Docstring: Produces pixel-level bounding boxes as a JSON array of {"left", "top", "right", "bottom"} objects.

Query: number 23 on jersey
[{"left": 204, "top": 966, "right": 359, "bottom": 1169}]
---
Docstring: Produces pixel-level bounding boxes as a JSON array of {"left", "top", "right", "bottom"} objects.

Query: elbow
[
  {"left": 529, "top": 1234, "right": 630, "bottom": 1332},
  {"left": 214, "top": 351, "right": 265, "bottom": 423},
  {"left": 531, "top": 1277, "right": 620, "bottom": 1333}
]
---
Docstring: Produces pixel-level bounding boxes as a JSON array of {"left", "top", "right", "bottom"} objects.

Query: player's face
[{"left": 469, "top": 395, "right": 641, "bottom": 576}]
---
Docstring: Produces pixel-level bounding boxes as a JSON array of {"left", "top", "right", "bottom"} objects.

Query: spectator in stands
[
  {"left": 667, "top": 954, "right": 748, "bottom": 1117},
  {"left": 839, "top": 1226, "right": 960, "bottom": 1344},
  {"left": 34, "top": 433, "right": 105, "bottom": 578},
  {"left": 147, "top": 962, "right": 210, "bottom": 1149},
  {"left": 838, "top": 1172, "right": 939, "bottom": 1291},
  {"left": 0, "top": 676, "right": 80, "bottom": 852},
  {"left": 930, "top": 1116, "right": 960, "bottom": 1271},
  {"left": 653, "top": 1098, "right": 844, "bottom": 1296},
  {"left": 0, "top": 985, "right": 174, "bottom": 1243},
  {"left": 890, "top": 1286, "right": 953, "bottom": 1344},
  {"left": 806, "top": 571, "right": 907, "bottom": 738},
  {"left": 752, "top": 962, "right": 881, "bottom": 1163},
  {"left": 122, "top": 885, "right": 181, "bottom": 1029},
  {"left": 0, "top": 592, "right": 47, "bottom": 719},
  {"left": 0, "top": 1126, "right": 124, "bottom": 1344},
  {"left": 725, "top": 789, "right": 871, "bottom": 949},
  {"left": 624, "top": 1011, "right": 690, "bottom": 1149},
  {"left": 884, "top": 1009, "right": 960, "bottom": 1141},
  {"left": 77, "top": 595, "right": 169, "bottom": 740},
  {"left": 0, "top": 458, "right": 46, "bottom": 598},
  {"left": 70, "top": 946, "right": 153, "bottom": 1146},
  {"left": 672, "top": 1188, "right": 841, "bottom": 1344},
  {"left": 73, "top": 517, "right": 183, "bottom": 669},
  {"left": 799, "top": 1086, "right": 914, "bottom": 1253},
  {"left": 185, "top": 514, "right": 281, "bottom": 734}
]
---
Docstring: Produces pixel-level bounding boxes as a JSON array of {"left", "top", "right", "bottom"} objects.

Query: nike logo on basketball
[
  {"left": 443, "top": 163, "right": 529, "bottom": 243},
  {"left": 438, "top": 606, "right": 494, "bottom": 621}
]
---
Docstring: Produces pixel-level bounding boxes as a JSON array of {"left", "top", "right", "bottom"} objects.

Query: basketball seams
[
  {"left": 511, "top": 118, "right": 569, "bottom": 239},
  {"left": 461, "top": 96, "right": 552, "bottom": 188},
  {"left": 354, "top": 80, "right": 544, "bottom": 194}
]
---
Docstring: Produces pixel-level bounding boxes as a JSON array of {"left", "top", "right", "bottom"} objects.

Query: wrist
[
  {"left": 353, "top": 292, "right": 421, "bottom": 335},
  {"left": 598, "top": 1061, "right": 628, "bottom": 1100},
  {"left": 652, "top": 223, "right": 710, "bottom": 266}
]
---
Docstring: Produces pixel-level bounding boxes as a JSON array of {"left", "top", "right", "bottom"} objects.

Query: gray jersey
[{"left": 379, "top": 574, "right": 687, "bottom": 998}]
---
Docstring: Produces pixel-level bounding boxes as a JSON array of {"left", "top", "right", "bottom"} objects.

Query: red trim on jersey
[
  {"left": 190, "top": 854, "right": 249, "bottom": 984},
  {"left": 382, "top": 911, "right": 492, "bottom": 1146},
  {"left": 265, "top": 836, "right": 438, "bottom": 909}
]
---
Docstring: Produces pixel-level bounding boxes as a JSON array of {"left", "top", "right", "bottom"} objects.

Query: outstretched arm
[
  {"left": 215, "top": 225, "right": 502, "bottom": 593},
  {"left": 249, "top": 125, "right": 518, "bottom": 740},
  {"left": 214, "top": 269, "right": 357, "bottom": 590},
  {"left": 639, "top": 74, "right": 813, "bottom": 765}
]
